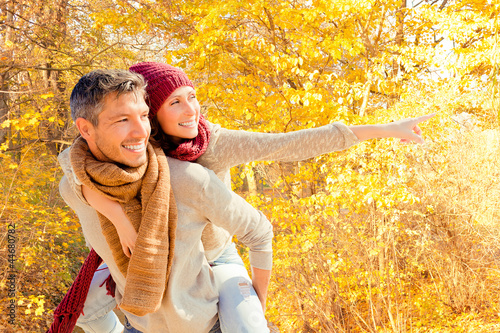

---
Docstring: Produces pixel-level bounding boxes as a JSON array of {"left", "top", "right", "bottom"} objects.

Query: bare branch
[{"left": 3, "top": 138, "right": 73, "bottom": 152}]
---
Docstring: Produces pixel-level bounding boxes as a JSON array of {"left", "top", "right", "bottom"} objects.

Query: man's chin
[{"left": 120, "top": 155, "right": 148, "bottom": 168}]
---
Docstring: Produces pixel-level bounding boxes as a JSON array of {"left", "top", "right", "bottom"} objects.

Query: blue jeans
[
  {"left": 123, "top": 316, "right": 142, "bottom": 333},
  {"left": 209, "top": 243, "right": 270, "bottom": 333},
  {"left": 209, "top": 319, "right": 222, "bottom": 333}
]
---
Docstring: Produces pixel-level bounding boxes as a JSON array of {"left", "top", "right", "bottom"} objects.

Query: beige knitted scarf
[{"left": 70, "top": 137, "right": 177, "bottom": 316}]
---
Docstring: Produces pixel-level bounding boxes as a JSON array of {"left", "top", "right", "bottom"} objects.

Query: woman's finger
[
  {"left": 415, "top": 113, "right": 435, "bottom": 124},
  {"left": 124, "top": 247, "right": 131, "bottom": 258},
  {"left": 413, "top": 124, "right": 422, "bottom": 136}
]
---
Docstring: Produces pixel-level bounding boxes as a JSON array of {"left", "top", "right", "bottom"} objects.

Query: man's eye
[
  {"left": 117, "top": 118, "right": 127, "bottom": 123},
  {"left": 170, "top": 100, "right": 179, "bottom": 106}
]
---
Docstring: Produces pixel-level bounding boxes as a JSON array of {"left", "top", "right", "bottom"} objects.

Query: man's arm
[
  {"left": 252, "top": 267, "right": 271, "bottom": 312},
  {"left": 173, "top": 159, "right": 274, "bottom": 311},
  {"left": 204, "top": 185, "right": 272, "bottom": 311}
]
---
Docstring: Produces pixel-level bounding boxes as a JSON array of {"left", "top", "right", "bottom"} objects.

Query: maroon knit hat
[{"left": 129, "top": 62, "right": 194, "bottom": 119}]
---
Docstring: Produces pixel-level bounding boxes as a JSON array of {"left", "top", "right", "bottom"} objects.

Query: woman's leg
[
  {"left": 210, "top": 243, "right": 270, "bottom": 333},
  {"left": 76, "top": 263, "right": 124, "bottom": 333}
]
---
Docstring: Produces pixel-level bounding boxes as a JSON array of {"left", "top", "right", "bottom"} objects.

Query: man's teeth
[
  {"left": 179, "top": 121, "right": 195, "bottom": 126},
  {"left": 123, "top": 143, "right": 145, "bottom": 150}
]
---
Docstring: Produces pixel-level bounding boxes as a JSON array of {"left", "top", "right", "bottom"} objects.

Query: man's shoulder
[
  {"left": 58, "top": 145, "right": 88, "bottom": 205},
  {"left": 57, "top": 147, "right": 71, "bottom": 173}
]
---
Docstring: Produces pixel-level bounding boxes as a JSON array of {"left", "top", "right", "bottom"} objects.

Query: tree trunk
[
  {"left": 244, "top": 164, "right": 258, "bottom": 196},
  {"left": 390, "top": 0, "right": 406, "bottom": 106},
  {"left": 41, "top": 0, "right": 70, "bottom": 155},
  {"left": 0, "top": 3, "right": 14, "bottom": 146}
]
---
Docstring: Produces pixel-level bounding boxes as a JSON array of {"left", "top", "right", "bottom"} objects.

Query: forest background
[{"left": 1, "top": 0, "right": 500, "bottom": 332}]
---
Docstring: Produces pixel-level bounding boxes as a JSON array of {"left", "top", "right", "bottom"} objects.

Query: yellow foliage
[
  {"left": 3, "top": 0, "right": 500, "bottom": 331},
  {"left": 0, "top": 149, "right": 87, "bottom": 331}
]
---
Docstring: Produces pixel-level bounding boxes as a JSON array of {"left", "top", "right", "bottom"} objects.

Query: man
[{"left": 57, "top": 69, "right": 273, "bottom": 332}]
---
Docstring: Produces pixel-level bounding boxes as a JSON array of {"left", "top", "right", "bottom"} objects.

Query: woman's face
[{"left": 155, "top": 86, "right": 200, "bottom": 143}]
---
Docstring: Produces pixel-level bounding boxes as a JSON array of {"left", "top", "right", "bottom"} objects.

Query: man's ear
[{"left": 75, "top": 118, "right": 94, "bottom": 140}]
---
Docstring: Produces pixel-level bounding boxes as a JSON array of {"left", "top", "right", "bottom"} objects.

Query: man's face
[{"left": 79, "top": 92, "right": 151, "bottom": 167}]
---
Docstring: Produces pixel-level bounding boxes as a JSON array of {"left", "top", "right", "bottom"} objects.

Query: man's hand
[{"left": 251, "top": 266, "right": 271, "bottom": 313}]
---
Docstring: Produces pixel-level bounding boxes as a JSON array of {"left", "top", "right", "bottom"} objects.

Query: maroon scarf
[
  {"left": 47, "top": 249, "right": 106, "bottom": 332},
  {"left": 168, "top": 114, "right": 211, "bottom": 161}
]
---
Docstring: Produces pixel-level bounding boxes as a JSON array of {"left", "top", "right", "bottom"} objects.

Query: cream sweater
[
  {"left": 59, "top": 151, "right": 273, "bottom": 332},
  {"left": 197, "top": 122, "right": 359, "bottom": 261}
]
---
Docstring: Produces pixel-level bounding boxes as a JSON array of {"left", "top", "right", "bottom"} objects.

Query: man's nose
[{"left": 132, "top": 118, "right": 150, "bottom": 137}]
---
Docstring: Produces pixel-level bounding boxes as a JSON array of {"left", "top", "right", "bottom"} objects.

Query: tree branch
[{"left": 3, "top": 138, "right": 73, "bottom": 152}]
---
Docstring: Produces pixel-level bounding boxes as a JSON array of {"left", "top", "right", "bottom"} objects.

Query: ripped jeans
[{"left": 209, "top": 242, "right": 270, "bottom": 333}]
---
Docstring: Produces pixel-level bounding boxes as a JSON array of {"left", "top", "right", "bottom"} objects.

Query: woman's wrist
[{"left": 349, "top": 123, "right": 391, "bottom": 141}]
